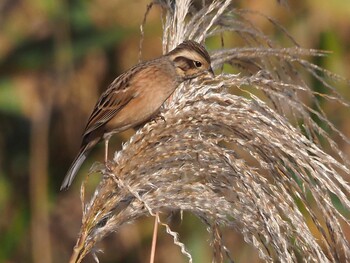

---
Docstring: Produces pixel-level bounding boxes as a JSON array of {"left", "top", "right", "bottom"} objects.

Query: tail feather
[{"left": 60, "top": 145, "right": 91, "bottom": 191}]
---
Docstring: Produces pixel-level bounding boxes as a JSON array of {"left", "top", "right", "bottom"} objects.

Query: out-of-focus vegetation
[{"left": 0, "top": 1, "right": 349, "bottom": 263}]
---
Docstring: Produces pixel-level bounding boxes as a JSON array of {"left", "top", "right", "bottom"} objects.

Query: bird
[{"left": 61, "top": 40, "right": 214, "bottom": 191}]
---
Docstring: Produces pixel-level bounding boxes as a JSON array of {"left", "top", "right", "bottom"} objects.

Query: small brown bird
[{"left": 61, "top": 40, "right": 213, "bottom": 190}]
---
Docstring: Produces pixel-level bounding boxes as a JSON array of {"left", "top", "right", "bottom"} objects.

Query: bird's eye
[{"left": 193, "top": 61, "right": 202, "bottom": 68}]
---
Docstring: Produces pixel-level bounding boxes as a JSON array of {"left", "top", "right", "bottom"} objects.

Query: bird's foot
[
  {"left": 152, "top": 113, "right": 166, "bottom": 124},
  {"left": 159, "top": 114, "right": 166, "bottom": 123},
  {"left": 104, "top": 161, "right": 113, "bottom": 172}
]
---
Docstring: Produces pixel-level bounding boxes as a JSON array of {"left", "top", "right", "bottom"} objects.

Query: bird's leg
[
  {"left": 149, "top": 212, "right": 159, "bottom": 263},
  {"left": 104, "top": 137, "right": 114, "bottom": 172},
  {"left": 104, "top": 137, "right": 109, "bottom": 163}
]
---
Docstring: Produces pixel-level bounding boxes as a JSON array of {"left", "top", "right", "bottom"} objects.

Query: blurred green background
[{"left": 0, "top": 0, "right": 349, "bottom": 262}]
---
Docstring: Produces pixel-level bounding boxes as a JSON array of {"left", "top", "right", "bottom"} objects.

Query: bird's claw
[
  {"left": 105, "top": 161, "right": 113, "bottom": 172},
  {"left": 158, "top": 114, "right": 166, "bottom": 123},
  {"left": 152, "top": 114, "right": 166, "bottom": 124}
]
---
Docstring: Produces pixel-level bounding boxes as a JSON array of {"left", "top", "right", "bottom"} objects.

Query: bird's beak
[{"left": 207, "top": 67, "right": 215, "bottom": 78}]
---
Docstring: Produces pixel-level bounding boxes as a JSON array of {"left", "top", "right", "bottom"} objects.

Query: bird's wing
[{"left": 82, "top": 67, "right": 142, "bottom": 137}]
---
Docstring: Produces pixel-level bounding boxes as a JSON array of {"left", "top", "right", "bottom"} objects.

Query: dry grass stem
[{"left": 69, "top": 1, "right": 350, "bottom": 262}]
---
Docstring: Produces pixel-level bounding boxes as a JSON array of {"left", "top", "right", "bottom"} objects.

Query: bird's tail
[{"left": 60, "top": 144, "right": 91, "bottom": 191}]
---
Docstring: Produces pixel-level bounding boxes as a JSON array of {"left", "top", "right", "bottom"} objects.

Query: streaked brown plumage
[{"left": 61, "top": 40, "right": 213, "bottom": 190}]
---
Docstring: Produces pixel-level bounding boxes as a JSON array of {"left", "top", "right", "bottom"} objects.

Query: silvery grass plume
[{"left": 69, "top": 1, "right": 350, "bottom": 262}]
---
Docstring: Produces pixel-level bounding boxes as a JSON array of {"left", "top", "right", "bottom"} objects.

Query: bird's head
[{"left": 167, "top": 40, "right": 214, "bottom": 80}]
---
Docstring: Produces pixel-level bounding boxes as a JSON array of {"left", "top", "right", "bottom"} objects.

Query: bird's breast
[{"left": 105, "top": 59, "right": 180, "bottom": 133}]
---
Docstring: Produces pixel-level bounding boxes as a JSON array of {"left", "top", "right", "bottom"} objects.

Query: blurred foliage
[{"left": 0, "top": 0, "right": 349, "bottom": 262}]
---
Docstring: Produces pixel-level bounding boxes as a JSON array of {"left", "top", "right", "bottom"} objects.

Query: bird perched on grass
[{"left": 61, "top": 40, "right": 213, "bottom": 190}]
